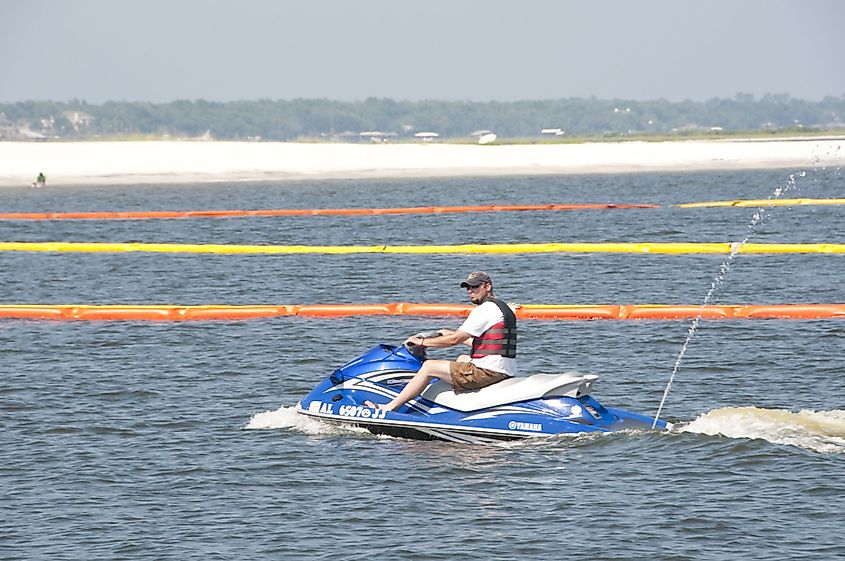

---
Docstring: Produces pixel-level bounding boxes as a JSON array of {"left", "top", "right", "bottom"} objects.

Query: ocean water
[{"left": 1, "top": 167, "right": 844, "bottom": 560}]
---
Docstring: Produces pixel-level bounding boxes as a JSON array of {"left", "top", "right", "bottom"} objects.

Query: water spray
[{"left": 651, "top": 170, "right": 808, "bottom": 428}]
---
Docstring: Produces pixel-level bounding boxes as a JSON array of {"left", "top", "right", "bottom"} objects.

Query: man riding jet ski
[
  {"left": 296, "top": 272, "right": 671, "bottom": 442},
  {"left": 365, "top": 271, "right": 517, "bottom": 412}
]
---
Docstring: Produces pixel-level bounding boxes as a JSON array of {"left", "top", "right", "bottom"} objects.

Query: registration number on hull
[
  {"left": 338, "top": 404, "right": 388, "bottom": 420},
  {"left": 308, "top": 400, "right": 387, "bottom": 420}
]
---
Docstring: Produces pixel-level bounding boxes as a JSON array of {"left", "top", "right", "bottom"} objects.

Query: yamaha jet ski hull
[{"left": 296, "top": 343, "right": 670, "bottom": 443}]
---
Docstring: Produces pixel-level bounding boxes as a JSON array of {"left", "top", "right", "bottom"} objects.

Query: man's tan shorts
[{"left": 449, "top": 361, "right": 510, "bottom": 391}]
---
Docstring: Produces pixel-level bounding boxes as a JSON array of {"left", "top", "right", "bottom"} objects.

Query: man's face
[{"left": 465, "top": 281, "right": 491, "bottom": 304}]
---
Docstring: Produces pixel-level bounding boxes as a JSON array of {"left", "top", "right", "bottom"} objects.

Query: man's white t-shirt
[{"left": 457, "top": 300, "right": 518, "bottom": 377}]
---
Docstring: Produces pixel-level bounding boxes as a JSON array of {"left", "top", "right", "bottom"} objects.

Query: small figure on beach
[{"left": 33, "top": 172, "right": 46, "bottom": 188}]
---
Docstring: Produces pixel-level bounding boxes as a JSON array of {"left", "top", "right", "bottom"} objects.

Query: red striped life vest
[{"left": 470, "top": 298, "right": 517, "bottom": 359}]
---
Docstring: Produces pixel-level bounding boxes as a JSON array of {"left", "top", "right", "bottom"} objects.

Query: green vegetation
[{"left": 1, "top": 95, "right": 843, "bottom": 142}]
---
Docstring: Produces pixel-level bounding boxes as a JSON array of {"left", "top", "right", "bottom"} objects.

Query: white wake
[{"left": 680, "top": 406, "right": 845, "bottom": 454}]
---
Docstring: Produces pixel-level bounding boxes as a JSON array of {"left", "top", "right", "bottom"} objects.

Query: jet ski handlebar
[{"left": 403, "top": 330, "right": 445, "bottom": 358}]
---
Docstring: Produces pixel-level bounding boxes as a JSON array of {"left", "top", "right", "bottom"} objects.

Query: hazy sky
[{"left": 2, "top": 0, "right": 843, "bottom": 103}]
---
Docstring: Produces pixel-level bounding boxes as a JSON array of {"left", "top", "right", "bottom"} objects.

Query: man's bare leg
[{"left": 365, "top": 359, "right": 453, "bottom": 411}]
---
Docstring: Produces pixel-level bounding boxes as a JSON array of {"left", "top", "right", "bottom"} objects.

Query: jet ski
[{"left": 295, "top": 339, "right": 671, "bottom": 443}]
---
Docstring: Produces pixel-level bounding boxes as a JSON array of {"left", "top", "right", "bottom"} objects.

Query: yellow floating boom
[
  {"left": 675, "top": 198, "right": 845, "bottom": 208},
  {"left": 1, "top": 241, "right": 845, "bottom": 254}
]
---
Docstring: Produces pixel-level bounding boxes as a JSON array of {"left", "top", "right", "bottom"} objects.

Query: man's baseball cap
[{"left": 460, "top": 271, "right": 491, "bottom": 288}]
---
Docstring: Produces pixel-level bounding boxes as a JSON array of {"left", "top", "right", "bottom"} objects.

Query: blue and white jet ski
[{"left": 296, "top": 340, "right": 671, "bottom": 443}]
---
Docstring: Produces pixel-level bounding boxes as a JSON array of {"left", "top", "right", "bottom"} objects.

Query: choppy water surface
[{"left": 2, "top": 168, "right": 844, "bottom": 560}]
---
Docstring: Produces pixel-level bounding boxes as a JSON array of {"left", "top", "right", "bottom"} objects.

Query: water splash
[
  {"left": 245, "top": 405, "right": 369, "bottom": 436},
  {"left": 652, "top": 170, "right": 808, "bottom": 427},
  {"left": 680, "top": 407, "right": 845, "bottom": 454}
]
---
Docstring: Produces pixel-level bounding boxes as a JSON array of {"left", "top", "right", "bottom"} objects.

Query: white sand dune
[{"left": 1, "top": 138, "right": 842, "bottom": 187}]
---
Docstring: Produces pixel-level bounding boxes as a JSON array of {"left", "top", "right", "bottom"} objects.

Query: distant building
[
  {"left": 469, "top": 129, "right": 496, "bottom": 144},
  {"left": 359, "top": 131, "right": 397, "bottom": 143},
  {"left": 63, "top": 111, "right": 94, "bottom": 132},
  {"left": 414, "top": 131, "right": 439, "bottom": 142},
  {"left": 40, "top": 115, "right": 55, "bottom": 134}
]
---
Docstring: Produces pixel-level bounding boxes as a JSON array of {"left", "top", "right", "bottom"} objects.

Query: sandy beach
[{"left": 1, "top": 138, "right": 843, "bottom": 187}]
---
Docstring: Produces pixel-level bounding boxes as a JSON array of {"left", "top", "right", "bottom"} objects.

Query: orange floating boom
[
  {"left": 0, "top": 303, "right": 843, "bottom": 321},
  {"left": 0, "top": 203, "right": 659, "bottom": 221}
]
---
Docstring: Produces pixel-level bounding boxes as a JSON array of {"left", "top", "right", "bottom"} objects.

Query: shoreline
[{"left": 1, "top": 138, "right": 843, "bottom": 187}]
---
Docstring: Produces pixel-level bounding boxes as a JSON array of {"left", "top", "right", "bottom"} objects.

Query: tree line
[{"left": 1, "top": 94, "right": 843, "bottom": 141}]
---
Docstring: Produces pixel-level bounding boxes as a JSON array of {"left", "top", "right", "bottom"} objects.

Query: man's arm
[{"left": 406, "top": 329, "right": 472, "bottom": 349}]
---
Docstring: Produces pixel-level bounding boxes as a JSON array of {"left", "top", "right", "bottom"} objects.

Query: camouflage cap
[{"left": 460, "top": 271, "right": 492, "bottom": 288}]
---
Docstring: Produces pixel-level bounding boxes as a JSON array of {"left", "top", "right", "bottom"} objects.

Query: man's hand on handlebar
[
  {"left": 404, "top": 330, "right": 446, "bottom": 348},
  {"left": 405, "top": 335, "right": 425, "bottom": 347}
]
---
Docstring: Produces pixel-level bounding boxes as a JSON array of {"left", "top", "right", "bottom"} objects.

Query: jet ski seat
[{"left": 420, "top": 372, "right": 598, "bottom": 413}]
